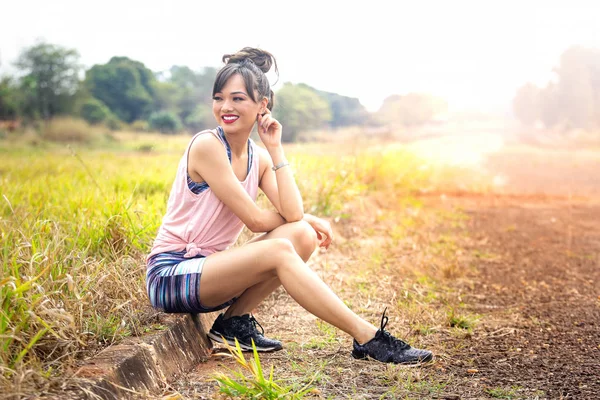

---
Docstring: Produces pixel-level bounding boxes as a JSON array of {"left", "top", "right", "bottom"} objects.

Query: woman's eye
[
  {"left": 212, "top": 96, "right": 222, "bottom": 101},
  {"left": 234, "top": 97, "right": 244, "bottom": 101}
]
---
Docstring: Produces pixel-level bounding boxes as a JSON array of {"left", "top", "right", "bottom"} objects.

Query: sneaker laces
[
  {"left": 248, "top": 315, "right": 265, "bottom": 336},
  {"left": 377, "top": 308, "right": 410, "bottom": 350}
]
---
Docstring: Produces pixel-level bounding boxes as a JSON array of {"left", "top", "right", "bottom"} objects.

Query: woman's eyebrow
[{"left": 230, "top": 91, "right": 248, "bottom": 96}]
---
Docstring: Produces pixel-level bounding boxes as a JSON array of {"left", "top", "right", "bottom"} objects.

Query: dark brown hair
[{"left": 212, "top": 47, "right": 278, "bottom": 111}]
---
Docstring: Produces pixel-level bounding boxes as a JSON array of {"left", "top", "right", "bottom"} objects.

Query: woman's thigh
[
  {"left": 246, "top": 220, "right": 318, "bottom": 261},
  {"left": 199, "top": 238, "right": 296, "bottom": 308}
]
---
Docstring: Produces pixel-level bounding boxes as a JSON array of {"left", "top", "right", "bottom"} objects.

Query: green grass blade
[{"left": 12, "top": 327, "right": 48, "bottom": 366}]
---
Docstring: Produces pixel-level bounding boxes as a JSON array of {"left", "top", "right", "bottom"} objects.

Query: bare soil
[{"left": 440, "top": 195, "right": 600, "bottom": 399}]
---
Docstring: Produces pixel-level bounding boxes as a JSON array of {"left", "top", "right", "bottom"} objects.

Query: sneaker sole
[
  {"left": 352, "top": 352, "right": 434, "bottom": 367},
  {"left": 207, "top": 331, "right": 282, "bottom": 352}
]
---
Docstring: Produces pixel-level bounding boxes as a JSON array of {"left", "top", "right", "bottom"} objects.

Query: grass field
[{"left": 0, "top": 129, "right": 495, "bottom": 397}]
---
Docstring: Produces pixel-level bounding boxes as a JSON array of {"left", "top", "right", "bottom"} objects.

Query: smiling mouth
[{"left": 222, "top": 115, "right": 239, "bottom": 123}]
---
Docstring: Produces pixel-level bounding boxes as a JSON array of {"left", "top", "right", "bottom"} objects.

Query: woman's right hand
[
  {"left": 257, "top": 109, "right": 283, "bottom": 150},
  {"left": 303, "top": 214, "right": 333, "bottom": 249}
]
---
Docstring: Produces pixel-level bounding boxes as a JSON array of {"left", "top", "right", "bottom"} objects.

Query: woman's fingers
[
  {"left": 321, "top": 232, "right": 332, "bottom": 248},
  {"left": 314, "top": 220, "right": 333, "bottom": 249},
  {"left": 262, "top": 119, "right": 272, "bottom": 133},
  {"left": 258, "top": 108, "right": 269, "bottom": 132},
  {"left": 324, "top": 224, "right": 333, "bottom": 248},
  {"left": 262, "top": 116, "right": 276, "bottom": 133},
  {"left": 259, "top": 114, "right": 268, "bottom": 132}
]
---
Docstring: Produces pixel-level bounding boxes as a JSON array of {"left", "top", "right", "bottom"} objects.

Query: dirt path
[{"left": 445, "top": 196, "right": 600, "bottom": 399}]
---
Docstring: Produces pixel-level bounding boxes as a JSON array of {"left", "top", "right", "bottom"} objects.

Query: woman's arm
[
  {"left": 188, "top": 133, "right": 285, "bottom": 233},
  {"left": 257, "top": 147, "right": 304, "bottom": 222},
  {"left": 257, "top": 110, "right": 304, "bottom": 222},
  {"left": 258, "top": 148, "right": 333, "bottom": 249}
]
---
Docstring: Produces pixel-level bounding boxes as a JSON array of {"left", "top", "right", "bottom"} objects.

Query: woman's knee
[
  {"left": 287, "top": 220, "right": 318, "bottom": 260},
  {"left": 269, "top": 237, "right": 311, "bottom": 276},
  {"left": 270, "top": 238, "right": 298, "bottom": 262}
]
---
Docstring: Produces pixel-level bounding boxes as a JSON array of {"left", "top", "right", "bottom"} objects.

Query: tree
[
  {"left": 156, "top": 65, "right": 217, "bottom": 131},
  {"left": 315, "top": 90, "right": 369, "bottom": 128},
  {"left": 149, "top": 111, "right": 182, "bottom": 134},
  {"left": 184, "top": 104, "right": 213, "bottom": 133},
  {"left": 0, "top": 76, "right": 19, "bottom": 120},
  {"left": 85, "top": 57, "right": 156, "bottom": 123},
  {"left": 539, "top": 83, "right": 561, "bottom": 128},
  {"left": 14, "top": 42, "right": 81, "bottom": 120},
  {"left": 80, "top": 97, "right": 112, "bottom": 125},
  {"left": 555, "top": 46, "right": 599, "bottom": 130},
  {"left": 274, "top": 83, "right": 331, "bottom": 142},
  {"left": 514, "top": 46, "right": 600, "bottom": 131},
  {"left": 513, "top": 83, "right": 541, "bottom": 126},
  {"left": 153, "top": 80, "right": 180, "bottom": 115}
]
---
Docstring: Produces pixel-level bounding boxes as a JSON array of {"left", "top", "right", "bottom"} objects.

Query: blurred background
[{"left": 1, "top": 0, "right": 599, "bottom": 145}]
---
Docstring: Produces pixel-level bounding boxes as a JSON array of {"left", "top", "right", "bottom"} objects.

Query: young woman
[{"left": 146, "top": 47, "right": 433, "bottom": 365}]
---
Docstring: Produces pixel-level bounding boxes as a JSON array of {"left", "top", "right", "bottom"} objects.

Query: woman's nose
[{"left": 221, "top": 99, "right": 234, "bottom": 112}]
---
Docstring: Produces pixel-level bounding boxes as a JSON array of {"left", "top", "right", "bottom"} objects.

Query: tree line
[
  {"left": 513, "top": 46, "right": 600, "bottom": 132},
  {"left": 0, "top": 41, "right": 447, "bottom": 142}
]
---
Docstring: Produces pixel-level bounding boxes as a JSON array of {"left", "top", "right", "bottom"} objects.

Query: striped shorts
[{"left": 146, "top": 250, "right": 236, "bottom": 313}]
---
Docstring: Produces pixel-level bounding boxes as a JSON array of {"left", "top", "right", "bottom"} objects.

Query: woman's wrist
[
  {"left": 272, "top": 161, "right": 290, "bottom": 172},
  {"left": 267, "top": 145, "right": 286, "bottom": 164},
  {"left": 303, "top": 213, "right": 317, "bottom": 224}
]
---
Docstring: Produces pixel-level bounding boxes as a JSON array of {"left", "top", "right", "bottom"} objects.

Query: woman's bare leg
[
  {"left": 223, "top": 276, "right": 280, "bottom": 319},
  {"left": 200, "top": 232, "right": 377, "bottom": 343},
  {"left": 224, "top": 220, "right": 317, "bottom": 318}
]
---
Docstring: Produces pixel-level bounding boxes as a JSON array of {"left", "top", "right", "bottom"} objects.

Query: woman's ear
[{"left": 261, "top": 96, "right": 269, "bottom": 112}]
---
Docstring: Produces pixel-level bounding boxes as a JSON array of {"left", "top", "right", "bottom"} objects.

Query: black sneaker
[
  {"left": 207, "top": 313, "right": 283, "bottom": 352},
  {"left": 352, "top": 308, "right": 433, "bottom": 365}
]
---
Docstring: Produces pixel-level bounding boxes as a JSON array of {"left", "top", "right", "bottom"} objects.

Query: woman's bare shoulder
[{"left": 189, "top": 130, "right": 224, "bottom": 157}]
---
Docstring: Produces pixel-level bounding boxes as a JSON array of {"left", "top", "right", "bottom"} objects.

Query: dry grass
[
  {"left": 0, "top": 128, "right": 496, "bottom": 397},
  {"left": 40, "top": 117, "right": 106, "bottom": 143},
  {"left": 0, "top": 147, "right": 178, "bottom": 397}
]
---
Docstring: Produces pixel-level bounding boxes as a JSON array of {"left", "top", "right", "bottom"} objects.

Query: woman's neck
[{"left": 223, "top": 130, "right": 250, "bottom": 157}]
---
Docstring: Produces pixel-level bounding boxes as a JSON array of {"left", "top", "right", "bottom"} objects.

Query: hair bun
[{"left": 222, "top": 47, "right": 275, "bottom": 74}]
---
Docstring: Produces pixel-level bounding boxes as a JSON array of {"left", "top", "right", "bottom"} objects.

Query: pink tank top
[{"left": 148, "top": 128, "right": 259, "bottom": 259}]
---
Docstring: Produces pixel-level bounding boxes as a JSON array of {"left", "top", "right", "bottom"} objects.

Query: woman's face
[{"left": 212, "top": 73, "right": 264, "bottom": 136}]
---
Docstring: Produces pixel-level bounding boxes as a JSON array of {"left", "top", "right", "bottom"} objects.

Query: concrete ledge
[{"left": 74, "top": 313, "right": 216, "bottom": 399}]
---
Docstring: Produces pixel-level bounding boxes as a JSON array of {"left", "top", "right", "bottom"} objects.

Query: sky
[{"left": 1, "top": 0, "right": 599, "bottom": 113}]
